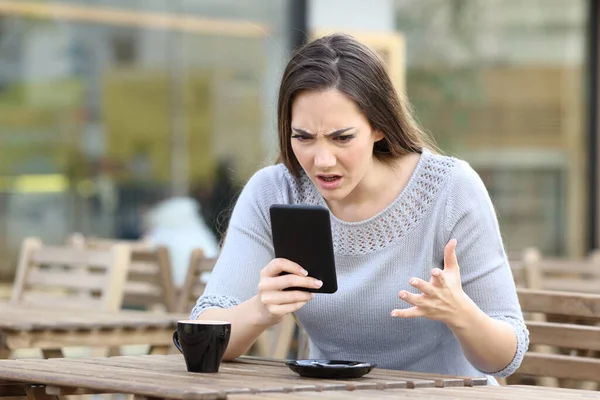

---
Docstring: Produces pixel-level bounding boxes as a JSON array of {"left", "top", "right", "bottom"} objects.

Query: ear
[{"left": 373, "top": 130, "right": 384, "bottom": 142}]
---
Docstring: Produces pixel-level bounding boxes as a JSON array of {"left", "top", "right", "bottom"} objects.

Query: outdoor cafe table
[
  {"left": 0, "top": 303, "right": 189, "bottom": 358},
  {"left": 0, "top": 354, "right": 489, "bottom": 400}
]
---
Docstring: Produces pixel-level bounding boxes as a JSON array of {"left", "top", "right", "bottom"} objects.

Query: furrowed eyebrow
[{"left": 291, "top": 127, "right": 354, "bottom": 137}]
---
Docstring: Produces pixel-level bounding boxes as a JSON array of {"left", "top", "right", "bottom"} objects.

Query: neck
[{"left": 327, "top": 158, "right": 399, "bottom": 222}]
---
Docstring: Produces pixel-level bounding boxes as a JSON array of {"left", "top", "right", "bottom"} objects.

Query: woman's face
[{"left": 290, "top": 89, "right": 383, "bottom": 204}]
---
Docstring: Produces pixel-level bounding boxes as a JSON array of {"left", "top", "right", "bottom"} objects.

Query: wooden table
[
  {"left": 0, "top": 303, "right": 188, "bottom": 358},
  {"left": 0, "top": 354, "right": 487, "bottom": 400}
]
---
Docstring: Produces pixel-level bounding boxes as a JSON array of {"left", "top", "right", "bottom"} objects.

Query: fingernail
[
  {"left": 314, "top": 280, "right": 323, "bottom": 288},
  {"left": 400, "top": 292, "right": 407, "bottom": 299},
  {"left": 310, "top": 293, "right": 315, "bottom": 299},
  {"left": 300, "top": 269, "right": 308, "bottom": 276},
  {"left": 410, "top": 279, "right": 418, "bottom": 285},
  {"left": 390, "top": 311, "right": 396, "bottom": 317},
  {"left": 432, "top": 269, "right": 439, "bottom": 276}
]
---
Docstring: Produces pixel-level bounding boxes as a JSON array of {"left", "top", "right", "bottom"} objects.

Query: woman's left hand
[{"left": 391, "top": 239, "right": 470, "bottom": 326}]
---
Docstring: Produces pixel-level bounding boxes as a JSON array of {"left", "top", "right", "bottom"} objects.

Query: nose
[{"left": 313, "top": 143, "right": 336, "bottom": 169}]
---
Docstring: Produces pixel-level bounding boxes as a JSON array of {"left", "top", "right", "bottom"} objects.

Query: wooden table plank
[
  {"left": 69, "top": 356, "right": 372, "bottom": 391},
  {"left": 0, "top": 356, "right": 370, "bottom": 396},
  {"left": 39, "top": 357, "right": 330, "bottom": 393},
  {"left": 0, "top": 358, "right": 262, "bottom": 395},
  {"left": 0, "top": 362, "right": 224, "bottom": 400},
  {"left": 37, "top": 355, "right": 413, "bottom": 391},
  {"left": 236, "top": 356, "right": 479, "bottom": 387},
  {"left": 228, "top": 385, "right": 600, "bottom": 399}
]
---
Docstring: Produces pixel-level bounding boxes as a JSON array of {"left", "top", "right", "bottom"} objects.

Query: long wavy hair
[{"left": 276, "top": 33, "right": 435, "bottom": 177}]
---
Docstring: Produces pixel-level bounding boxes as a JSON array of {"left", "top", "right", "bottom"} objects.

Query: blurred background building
[{"left": 0, "top": 0, "right": 598, "bottom": 281}]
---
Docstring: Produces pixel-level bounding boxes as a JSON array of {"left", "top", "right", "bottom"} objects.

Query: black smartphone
[{"left": 269, "top": 204, "right": 338, "bottom": 294}]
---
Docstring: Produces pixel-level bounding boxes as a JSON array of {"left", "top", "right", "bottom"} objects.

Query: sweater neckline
[
  {"left": 318, "top": 149, "right": 430, "bottom": 227},
  {"left": 287, "top": 148, "right": 455, "bottom": 255}
]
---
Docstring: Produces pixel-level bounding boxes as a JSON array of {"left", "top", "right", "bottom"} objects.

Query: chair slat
[
  {"left": 527, "top": 320, "right": 600, "bottom": 351},
  {"left": 519, "top": 353, "right": 600, "bottom": 382},
  {"left": 20, "top": 292, "right": 101, "bottom": 310},
  {"left": 538, "top": 259, "right": 600, "bottom": 275},
  {"left": 517, "top": 288, "right": 600, "bottom": 318},
  {"left": 128, "top": 262, "right": 159, "bottom": 275},
  {"left": 124, "top": 281, "right": 163, "bottom": 297},
  {"left": 543, "top": 279, "right": 600, "bottom": 294},
  {"left": 26, "top": 269, "right": 107, "bottom": 292},
  {"left": 31, "top": 247, "right": 113, "bottom": 268}
]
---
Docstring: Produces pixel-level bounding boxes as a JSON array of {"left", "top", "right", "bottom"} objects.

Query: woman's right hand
[{"left": 257, "top": 258, "right": 322, "bottom": 324}]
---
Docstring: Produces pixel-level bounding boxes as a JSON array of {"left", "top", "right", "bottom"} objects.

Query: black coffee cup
[{"left": 172, "top": 320, "right": 231, "bottom": 373}]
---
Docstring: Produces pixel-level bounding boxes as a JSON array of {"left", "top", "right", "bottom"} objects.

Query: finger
[
  {"left": 398, "top": 291, "right": 422, "bottom": 307},
  {"left": 261, "top": 258, "right": 307, "bottom": 278},
  {"left": 409, "top": 277, "right": 436, "bottom": 296},
  {"left": 268, "top": 302, "right": 308, "bottom": 316},
  {"left": 259, "top": 275, "right": 323, "bottom": 292},
  {"left": 444, "top": 239, "right": 459, "bottom": 271},
  {"left": 430, "top": 268, "right": 446, "bottom": 288},
  {"left": 261, "top": 290, "right": 314, "bottom": 305},
  {"left": 391, "top": 307, "right": 423, "bottom": 318}
]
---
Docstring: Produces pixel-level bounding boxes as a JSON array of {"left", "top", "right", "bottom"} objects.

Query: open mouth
[
  {"left": 319, "top": 176, "right": 340, "bottom": 182},
  {"left": 316, "top": 175, "right": 343, "bottom": 189}
]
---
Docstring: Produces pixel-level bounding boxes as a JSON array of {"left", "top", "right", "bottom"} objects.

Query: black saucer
[{"left": 285, "top": 359, "right": 376, "bottom": 379}]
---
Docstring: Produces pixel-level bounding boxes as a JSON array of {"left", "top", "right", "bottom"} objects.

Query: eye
[
  {"left": 335, "top": 135, "right": 354, "bottom": 143},
  {"left": 291, "top": 134, "right": 312, "bottom": 142}
]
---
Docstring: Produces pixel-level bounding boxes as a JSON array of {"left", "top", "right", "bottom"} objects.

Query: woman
[{"left": 191, "top": 33, "right": 528, "bottom": 383}]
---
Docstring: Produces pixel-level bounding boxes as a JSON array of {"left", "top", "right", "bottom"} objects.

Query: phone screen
[{"left": 269, "top": 204, "right": 338, "bottom": 294}]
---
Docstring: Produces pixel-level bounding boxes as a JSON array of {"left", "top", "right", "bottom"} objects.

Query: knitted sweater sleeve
[
  {"left": 190, "top": 166, "right": 282, "bottom": 320},
  {"left": 444, "top": 160, "right": 529, "bottom": 378}
]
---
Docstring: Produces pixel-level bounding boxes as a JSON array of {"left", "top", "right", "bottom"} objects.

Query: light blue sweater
[{"left": 191, "top": 149, "right": 528, "bottom": 382}]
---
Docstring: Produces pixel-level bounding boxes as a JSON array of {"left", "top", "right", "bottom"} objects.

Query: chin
[{"left": 316, "top": 187, "right": 351, "bottom": 203}]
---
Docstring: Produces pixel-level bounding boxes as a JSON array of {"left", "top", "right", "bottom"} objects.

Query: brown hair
[{"left": 276, "top": 33, "right": 435, "bottom": 177}]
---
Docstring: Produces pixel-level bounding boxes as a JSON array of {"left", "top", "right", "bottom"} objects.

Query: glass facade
[
  {"left": 0, "top": 0, "right": 291, "bottom": 280},
  {"left": 0, "top": 0, "right": 596, "bottom": 281},
  {"left": 396, "top": 0, "right": 589, "bottom": 257}
]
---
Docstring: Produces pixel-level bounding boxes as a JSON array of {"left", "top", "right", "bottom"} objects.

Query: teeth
[{"left": 322, "top": 176, "right": 338, "bottom": 182}]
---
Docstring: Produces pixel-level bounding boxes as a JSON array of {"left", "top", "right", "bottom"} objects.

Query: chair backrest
[
  {"left": 177, "top": 249, "right": 216, "bottom": 313},
  {"left": 125, "top": 246, "right": 177, "bottom": 312},
  {"left": 11, "top": 237, "right": 131, "bottom": 311},
  {"left": 68, "top": 234, "right": 177, "bottom": 312},
  {"left": 511, "top": 247, "right": 600, "bottom": 293},
  {"left": 516, "top": 288, "right": 600, "bottom": 384}
]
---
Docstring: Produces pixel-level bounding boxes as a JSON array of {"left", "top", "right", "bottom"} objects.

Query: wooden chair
[
  {"left": 9, "top": 237, "right": 131, "bottom": 358},
  {"left": 513, "top": 288, "right": 600, "bottom": 390},
  {"left": 176, "top": 249, "right": 216, "bottom": 314},
  {"left": 69, "top": 234, "right": 177, "bottom": 313}
]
